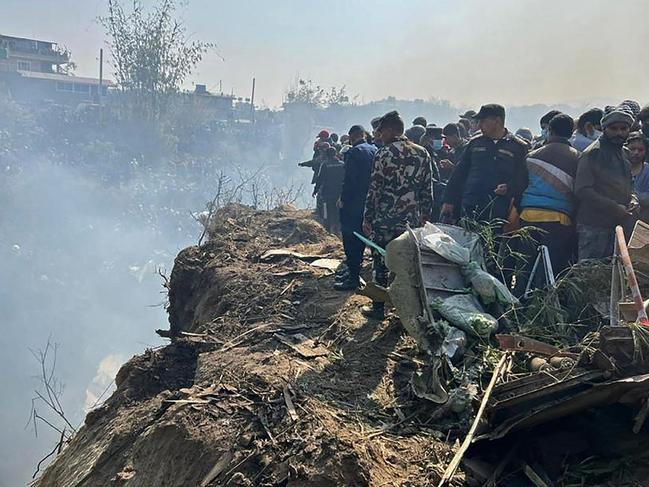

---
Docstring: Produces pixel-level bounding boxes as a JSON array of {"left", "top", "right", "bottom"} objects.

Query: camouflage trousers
[{"left": 370, "top": 228, "right": 404, "bottom": 309}]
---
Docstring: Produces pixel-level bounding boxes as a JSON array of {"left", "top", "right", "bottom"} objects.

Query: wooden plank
[
  {"left": 274, "top": 333, "right": 329, "bottom": 358},
  {"left": 200, "top": 451, "right": 234, "bottom": 487}
]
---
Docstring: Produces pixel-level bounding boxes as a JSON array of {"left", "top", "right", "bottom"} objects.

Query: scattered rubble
[{"left": 36, "top": 206, "right": 649, "bottom": 486}]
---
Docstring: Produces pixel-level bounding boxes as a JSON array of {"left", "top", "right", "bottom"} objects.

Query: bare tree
[
  {"left": 100, "top": 0, "right": 214, "bottom": 119},
  {"left": 27, "top": 339, "right": 75, "bottom": 479}
]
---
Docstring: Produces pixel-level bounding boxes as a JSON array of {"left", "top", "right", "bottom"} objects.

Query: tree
[
  {"left": 100, "top": 0, "right": 213, "bottom": 118},
  {"left": 284, "top": 79, "right": 350, "bottom": 108}
]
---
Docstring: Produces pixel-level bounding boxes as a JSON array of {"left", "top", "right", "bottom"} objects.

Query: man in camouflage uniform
[{"left": 362, "top": 110, "right": 434, "bottom": 319}]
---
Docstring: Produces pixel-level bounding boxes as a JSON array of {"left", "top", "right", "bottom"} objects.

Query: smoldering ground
[{"left": 0, "top": 153, "right": 310, "bottom": 485}]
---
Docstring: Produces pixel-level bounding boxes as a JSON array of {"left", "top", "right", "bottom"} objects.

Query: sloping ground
[{"left": 37, "top": 205, "right": 457, "bottom": 487}]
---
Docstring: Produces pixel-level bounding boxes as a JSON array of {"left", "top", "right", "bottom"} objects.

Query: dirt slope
[{"left": 37, "top": 205, "right": 456, "bottom": 487}]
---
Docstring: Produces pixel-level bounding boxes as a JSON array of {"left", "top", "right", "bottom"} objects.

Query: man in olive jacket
[{"left": 575, "top": 107, "right": 637, "bottom": 259}]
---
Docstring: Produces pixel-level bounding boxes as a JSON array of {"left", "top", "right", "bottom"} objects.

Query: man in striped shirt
[{"left": 517, "top": 114, "right": 580, "bottom": 287}]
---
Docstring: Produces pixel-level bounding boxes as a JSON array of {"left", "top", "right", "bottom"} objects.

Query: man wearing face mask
[
  {"left": 532, "top": 110, "right": 563, "bottom": 149},
  {"left": 441, "top": 104, "right": 529, "bottom": 229},
  {"left": 575, "top": 106, "right": 636, "bottom": 260},
  {"left": 419, "top": 125, "right": 445, "bottom": 219},
  {"left": 572, "top": 108, "right": 604, "bottom": 152}
]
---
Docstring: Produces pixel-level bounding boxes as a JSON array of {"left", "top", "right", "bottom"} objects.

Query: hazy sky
[{"left": 3, "top": 0, "right": 649, "bottom": 107}]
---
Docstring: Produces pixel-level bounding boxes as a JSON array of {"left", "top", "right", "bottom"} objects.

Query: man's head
[
  {"left": 515, "top": 127, "right": 534, "bottom": 143},
  {"left": 548, "top": 114, "right": 574, "bottom": 139},
  {"left": 457, "top": 118, "right": 471, "bottom": 135},
  {"left": 577, "top": 108, "right": 603, "bottom": 139},
  {"left": 413, "top": 116, "right": 427, "bottom": 127},
  {"left": 405, "top": 125, "right": 426, "bottom": 144},
  {"left": 638, "top": 105, "right": 649, "bottom": 138},
  {"left": 340, "top": 134, "right": 350, "bottom": 145},
  {"left": 330, "top": 133, "right": 339, "bottom": 143},
  {"left": 474, "top": 104, "right": 506, "bottom": 139},
  {"left": 348, "top": 125, "right": 366, "bottom": 145},
  {"left": 601, "top": 107, "right": 634, "bottom": 146},
  {"left": 318, "top": 129, "right": 330, "bottom": 140},
  {"left": 377, "top": 111, "right": 405, "bottom": 145},
  {"left": 370, "top": 116, "right": 382, "bottom": 141},
  {"left": 621, "top": 100, "right": 641, "bottom": 119},
  {"left": 626, "top": 131, "right": 648, "bottom": 166},
  {"left": 459, "top": 110, "right": 478, "bottom": 132},
  {"left": 325, "top": 146, "right": 338, "bottom": 160},
  {"left": 539, "top": 110, "right": 562, "bottom": 140},
  {"left": 443, "top": 123, "right": 462, "bottom": 147}
]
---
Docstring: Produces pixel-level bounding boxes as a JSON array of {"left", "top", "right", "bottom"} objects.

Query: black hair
[
  {"left": 540, "top": 110, "right": 562, "bottom": 126},
  {"left": 442, "top": 123, "right": 460, "bottom": 138},
  {"left": 577, "top": 108, "right": 604, "bottom": 132},
  {"left": 380, "top": 111, "right": 405, "bottom": 134},
  {"left": 348, "top": 125, "right": 365, "bottom": 138},
  {"left": 413, "top": 116, "right": 427, "bottom": 127},
  {"left": 330, "top": 133, "right": 339, "bottom": 143},
  {"left": 548, "top": 114, "right": 574, "bottom": 138}
]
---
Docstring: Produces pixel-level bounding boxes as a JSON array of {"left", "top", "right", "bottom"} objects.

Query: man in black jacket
[
  {"left": 441, "top": 104, "right": 528, "bottom": 230},
  {"left": 575, "top": 106, "right": 636, "bottom": 259},
  {"left": 334, "top": 125, "right": 378, "bottom": 290}
]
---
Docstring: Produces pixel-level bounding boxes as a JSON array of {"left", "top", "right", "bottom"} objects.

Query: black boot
[
  {"left": 334, "top": 275, "right": 360, "bottom": 291},
  {"left": 335, "top": 269, "right": 350, "bottom": 282},
  {"left": 361, "top": 303, "right": 385, "bottom": 320}
]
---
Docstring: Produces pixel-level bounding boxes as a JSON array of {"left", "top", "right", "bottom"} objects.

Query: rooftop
[
  {"left": 16, "top": 70, "right": 115, "bottom": 86},
  {"left": 0, "top": 34, "right": 55, "bottom": 45}
]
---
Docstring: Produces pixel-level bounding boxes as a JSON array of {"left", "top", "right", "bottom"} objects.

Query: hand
[
  {"left": 494, "top": 183, "right": 508, "bottom": 196},
  {"left": 312, "top": 190, "right": 317, "bottom": 198},
  {"left": 616, "top": 204, "right": 630, "bottom": 219},
  {"left": 627, "top": 200, "right": 640, "bottom": 214},
  {"left": 439, "top": 159, "right": 454, "bottom": 169},
  {"left": 336, "top": 198, "right": 343, "bottom": 209},
  {"left": 440, "top": 203, "right": 455, "bottom": 216},
  {"left": 362, "top": 220, "right": 372, "bottom": 236}
]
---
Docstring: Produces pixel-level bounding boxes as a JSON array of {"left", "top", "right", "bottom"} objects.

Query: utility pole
[
  {"left": 250, "top": 77, "right": 256, "bottom": 124},
  {"left": 98, "top": 48, "right": 104, "bottom": 124}
]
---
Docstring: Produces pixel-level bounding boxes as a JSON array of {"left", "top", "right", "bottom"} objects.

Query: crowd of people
[{"left": 299, "top": 101, "right": 649, "bottom": 319}]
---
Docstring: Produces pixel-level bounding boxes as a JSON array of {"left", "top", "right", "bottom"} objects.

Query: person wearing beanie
[
  {"left": 574, "top": 105, "right": 637, "bottom": 260},
  {"left": 515, "top": 114, "right": 580, "bottom": 293},
  {"left": 515, "top": 127, "right": 534, "bottom": 145},
  {"left": 404, "top": 124, "right": 426, "bottom": 144},
  {"left": 362, "top": 110, "right": 433, "bottom": 319},
  {"left": 412, "top": 116, "right": 427, "bottom": 127}
]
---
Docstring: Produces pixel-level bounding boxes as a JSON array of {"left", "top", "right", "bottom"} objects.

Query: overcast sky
[{"left": 2, "top": 0, "right": 649, "bottom": 107}]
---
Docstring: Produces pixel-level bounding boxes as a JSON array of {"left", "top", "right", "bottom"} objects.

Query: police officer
[
  {"left": 362, "top": 111, "right": 434, "bottom": 319},
  {"left": 334, "top": 125, "right": 377, "bottom": 291},
  {"left": 441, "top": 104, "right": 528, "bottom": 229}
]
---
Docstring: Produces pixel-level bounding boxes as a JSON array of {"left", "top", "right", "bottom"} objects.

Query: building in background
[{"left": 0, "top": 34, "right": 111, "bottom": 105}]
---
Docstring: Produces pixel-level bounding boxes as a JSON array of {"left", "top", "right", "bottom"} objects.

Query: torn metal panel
[{"left": 480, "top": 373, "right": 649, "bottom": 441}]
